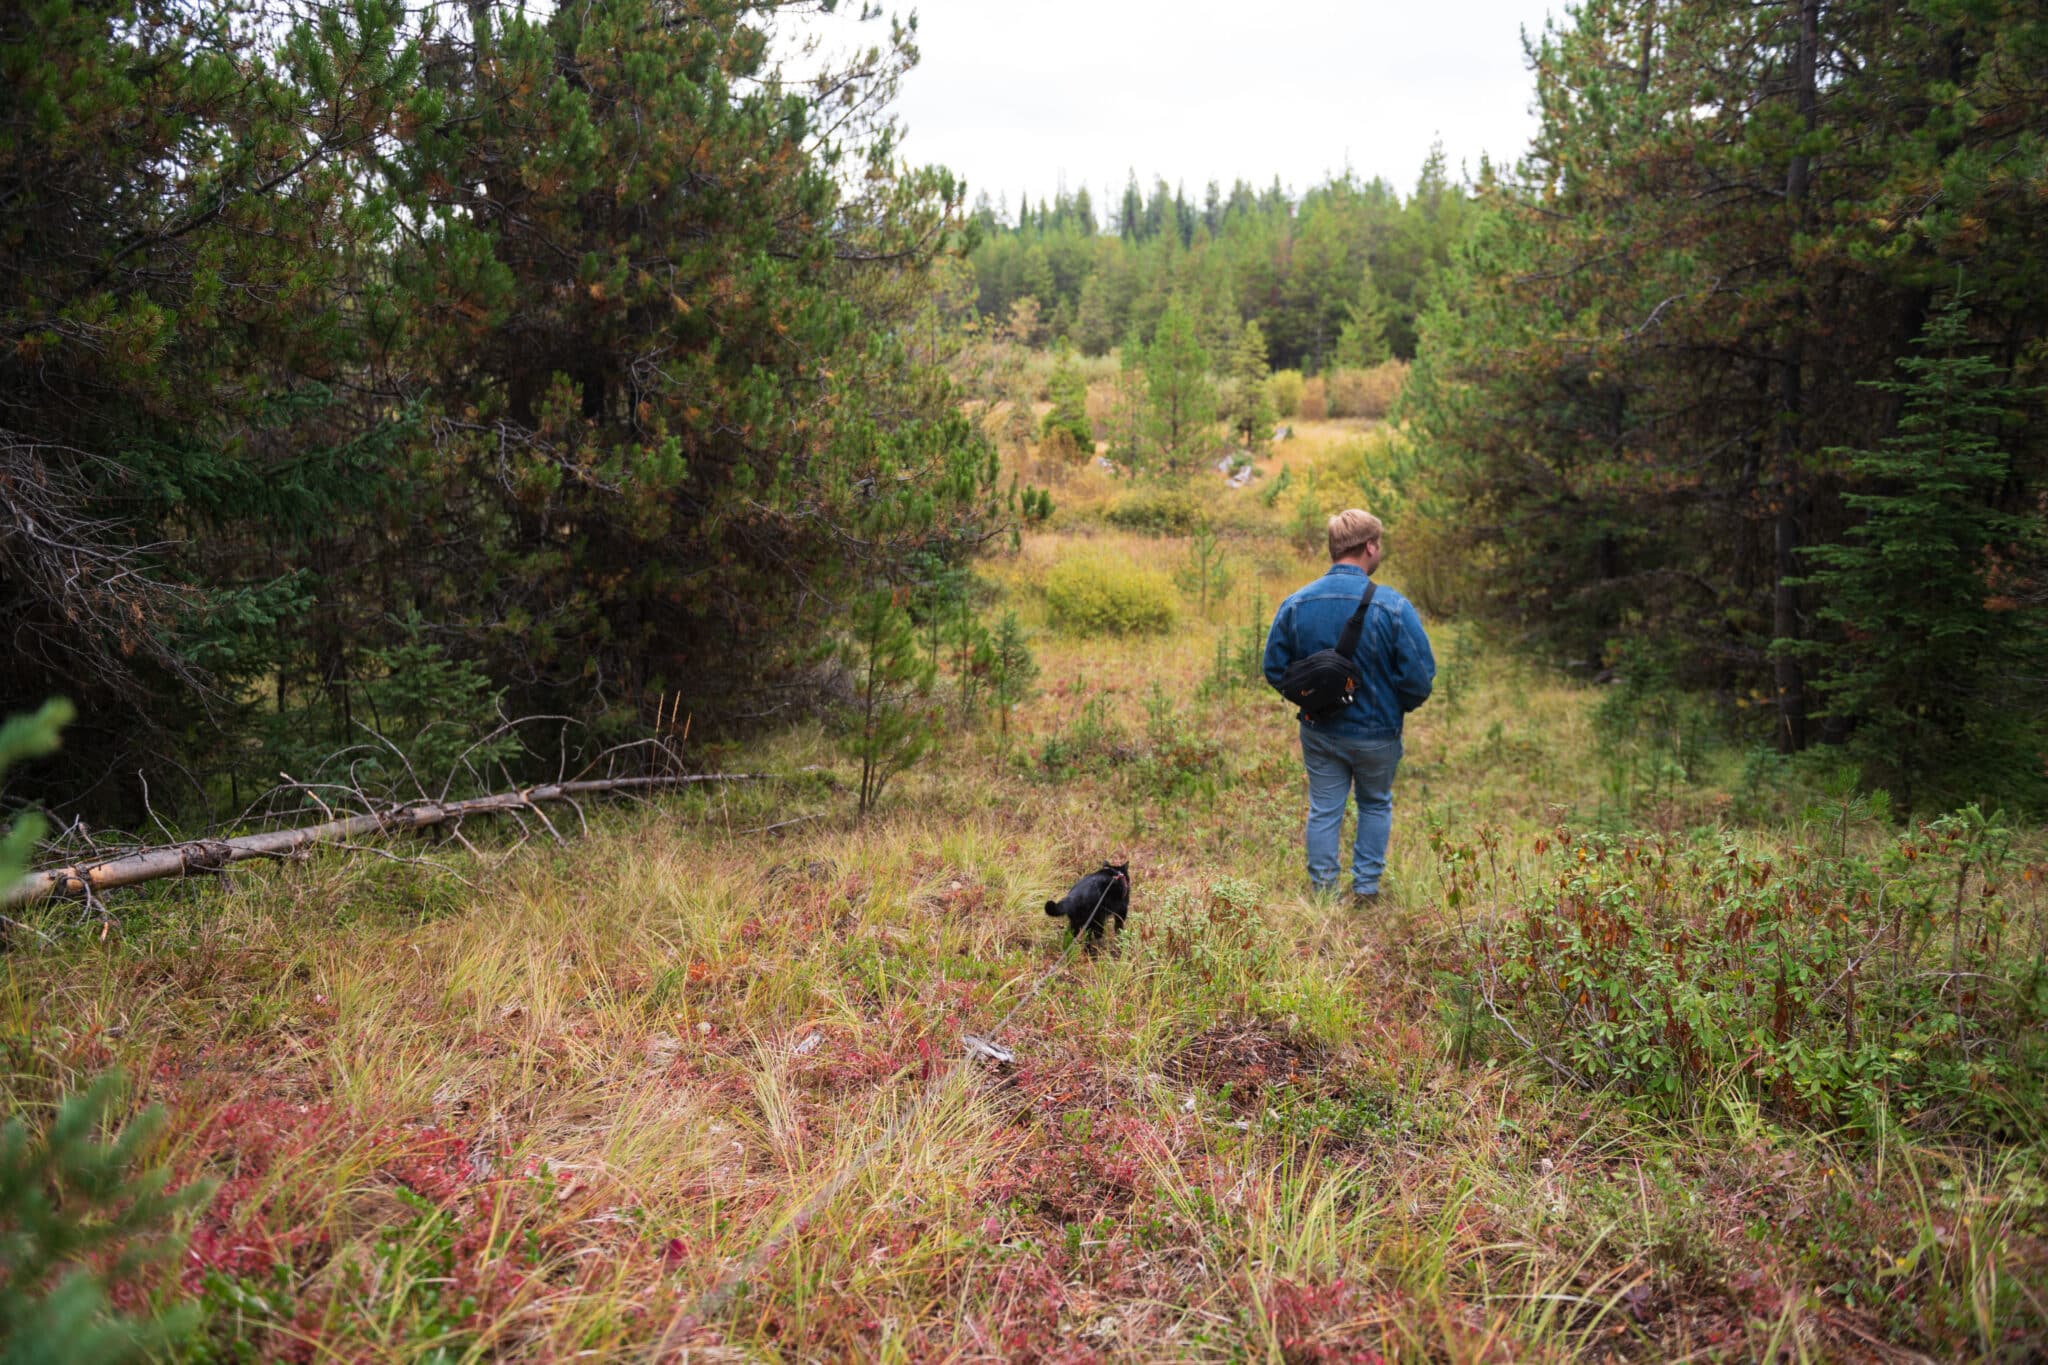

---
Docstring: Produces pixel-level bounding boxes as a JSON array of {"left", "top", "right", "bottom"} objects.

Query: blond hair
[{"left": 1326, "top": 509, "right": 1383, "bottom": 562}]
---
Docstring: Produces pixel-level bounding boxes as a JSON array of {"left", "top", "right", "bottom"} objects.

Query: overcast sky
[{"left": 803, "top": 0, "right": 1565, "bottom": 217}]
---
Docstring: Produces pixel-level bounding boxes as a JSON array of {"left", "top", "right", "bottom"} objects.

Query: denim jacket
[{"left": 1262, "top": 564, "right": 1436, "bottom": 740}]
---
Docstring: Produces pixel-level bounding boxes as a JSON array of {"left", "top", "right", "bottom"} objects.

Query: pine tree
[
  {"left": 1222, "top": 321, "right": 1275, "bottom": 448},
  {"left": 1141, "top": 297, "right": 1219, "bottom": 474},
  {"left": 840, "top": 590, "right": 939, "bottom": 818},
  {"left": 1106, "top": 334, "right": 1151, "bottom": 475},
  {"left": 1041, "top": 340, "right": 1093, "bottom": 452},
  {"left": 1791, "top": 297, "right": 2048, "bottom": 808},
  {"left": 1405, "top": 0, "right": 2048, "bottom": 779},
  {"left": 1175, "top": 521, "right": 1235, "bottom": 616},
  {"left": 987, "top": 612, "right": 1040, "bottom": 745}
]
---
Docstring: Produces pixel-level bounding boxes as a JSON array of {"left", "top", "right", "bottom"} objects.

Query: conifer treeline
[
  {"left": 0, "top": 0, "right": 998, "bottom": 819},
  {"left": 961, "top": 157, "right": 1479, "bottom": 370},
  {"left": 1406, "top": 0, "right": 2048, "bottom": 809}
]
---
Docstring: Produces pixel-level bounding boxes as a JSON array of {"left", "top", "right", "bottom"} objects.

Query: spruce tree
[
  {"left": 1791, "top": 297, "right": 2047, "bottom": 808},
  {"left": 1333, "top": 264, "right": 1392, "bottom": 368}
]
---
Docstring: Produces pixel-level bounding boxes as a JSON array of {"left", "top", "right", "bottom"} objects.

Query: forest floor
[{"left": 6, "top": 424, "right": 2046, "bottom": 1361}]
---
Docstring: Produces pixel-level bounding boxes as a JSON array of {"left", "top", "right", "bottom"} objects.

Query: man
[{"left": 1263, "top": 509, "right": 1435, "bottom": 907}]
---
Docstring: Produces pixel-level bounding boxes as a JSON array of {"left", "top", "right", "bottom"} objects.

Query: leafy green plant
[
  {"left": 1449, "top": 813, "right": 2047, "bottom": 1133},
  {"left": 0, "top": 1073, "right": 214, "bottom": 1364},
  {"left": 1, "top": 701, "right": 72, "bottom": 897},
  {"left": 1043, "top": 555, "right": 1177, "bottom": 636}
]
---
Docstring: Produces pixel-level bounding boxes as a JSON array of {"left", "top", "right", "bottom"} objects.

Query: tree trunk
[
  {"left": 5, "top": 772, "right": 775, "bottom": 910},
  {"left": 1772, "top": 0, "right": 1820, "bottom": 753}
]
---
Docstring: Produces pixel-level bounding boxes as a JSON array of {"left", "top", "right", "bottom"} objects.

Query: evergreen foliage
[
  {"left": 962, "top": 163, "right": 1472, "bottom": 368},
  {"left": 839, "top": 590, "right": 938, "bottom": 819},
  {"left": 1404, "top": 0, "right": 2048, "bottom": 802},
  {"left": 1791, "top": 296, "right": 2048, "bottom": 809},
  {"left": 1175, "top": 522, "right": 1235, "bottom": 617},
  {"left": 0, "top": 1073, "right": 214, "bottom": 1364},
  {"left": 1221, "top": 322, "right": 1276, "bottom": 449},
  {"left": 1, "top": 702, "right": 71, "bottom": 896},
  {"left": 1140, "top": 299, "right": 1219, "bottom": 474},
  {"left": 986, "top": 612, "right": 1039, "bottom": 743},
  {"left": 1, "top": 0, "right": 1001, "bottom": 821},
  {"left": 1040, "top": 342, "right": 1094, "bottom": 451},
  {"left": 1332, "top": 265, "right": 1392, "bottom": 369}
]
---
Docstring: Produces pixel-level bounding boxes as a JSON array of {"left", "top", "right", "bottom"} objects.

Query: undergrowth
[{"left": 3, "top": 438, "right": 2044, "bottom": 1360}]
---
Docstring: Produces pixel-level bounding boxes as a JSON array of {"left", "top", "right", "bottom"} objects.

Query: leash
[{"left": 675, "top": 873, "right": 1123, "bottom": 1338}]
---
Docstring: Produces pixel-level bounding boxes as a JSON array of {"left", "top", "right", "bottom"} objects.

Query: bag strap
[{"left": 1335, "top": 581, "right": 1378, "bottom": 659}]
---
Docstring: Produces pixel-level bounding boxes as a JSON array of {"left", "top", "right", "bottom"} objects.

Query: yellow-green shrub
[
  {"left": 1325, "top": 360, "right": 1409, "bottom": 419},
  {"left": 1044, "top": 554, "right": 1178, "bottom": 635},
  {"left": 1105, "top": 487, "right": 1202, "bottom": 534},
  {"left": 1266, "top": 369, "right": 1305, "bottom": 418},
  {"left": 1296, "top": 375, "right": 1327, "bottom": 421}
]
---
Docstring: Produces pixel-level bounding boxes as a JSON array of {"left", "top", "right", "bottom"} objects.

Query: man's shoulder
[
  {"left": 1287, "top": 571, "right": 1363, "bottom": 602},
  {"left": 1368, "top": 581, "right": 1416, "bottom": 613}
]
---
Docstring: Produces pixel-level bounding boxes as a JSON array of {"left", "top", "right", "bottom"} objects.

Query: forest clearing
[
  {"left": 4, "top": 0, "right": 2046, "bottom": 1359},
  {"left": 6, "top": 419, "right": 2046, "bottom": 1360}
]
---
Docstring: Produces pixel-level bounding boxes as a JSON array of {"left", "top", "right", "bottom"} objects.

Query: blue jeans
[{"left": 1300, "top": 729, "right": 1403, "bottom": 895}]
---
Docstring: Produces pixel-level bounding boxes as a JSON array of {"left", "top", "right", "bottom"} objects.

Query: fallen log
[{"left": 4, "top": 772, "right": 770, "bottom": 910}]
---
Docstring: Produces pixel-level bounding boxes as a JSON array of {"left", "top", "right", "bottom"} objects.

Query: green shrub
[
  {"left": 1266, "top": 369, "right": 1305, "bottom": 419},
  {"left": 1104, "top": 488, "right": 1202, "bottom": 535},
  {"left": 1044, "top": 554, "right": 1178, "bottom": 636},
  {"left": 1035, "top": 694, "right": 1126, "bottom": 781},
  {"left": 1440, "top": 809, "right": 2047, "bottom": 1134}
]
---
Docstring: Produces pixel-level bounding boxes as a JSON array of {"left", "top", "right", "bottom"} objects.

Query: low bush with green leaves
[
  {"left": 1043, "top": 554, "right": 1177, "bottom": 636},
  {"left": 1265, "top": 369, "right": 1305, "bottom": 419},
  {"left": 1103, "top": 488, "right": 1202, "bottom": 535},
  {"left": 1439, "top": 808, "right": 2048, "bottom": 1134}
]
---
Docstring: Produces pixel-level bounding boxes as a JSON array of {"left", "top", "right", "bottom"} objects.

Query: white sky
[{"left": 809, "top": 0, "right": 1565, "bottom": 215}]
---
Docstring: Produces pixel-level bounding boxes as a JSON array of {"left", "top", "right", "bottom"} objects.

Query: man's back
[{"left": 1263, "top": 564, "right": 1435, "bottom": 739}]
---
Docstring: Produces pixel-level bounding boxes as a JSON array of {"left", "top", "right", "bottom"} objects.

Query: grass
[{"left": 4, "top": 453, "right": 2046, "bottom": 1361}]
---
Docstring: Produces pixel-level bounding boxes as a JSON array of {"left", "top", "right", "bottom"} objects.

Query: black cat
[{"left": 1044, "top": 862, "right": 1130, "bottom": 947}]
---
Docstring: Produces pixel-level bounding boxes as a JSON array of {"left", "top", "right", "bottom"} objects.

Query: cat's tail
[{"left": 1044, "top": 899, "right": 1063, "bottom": 916}]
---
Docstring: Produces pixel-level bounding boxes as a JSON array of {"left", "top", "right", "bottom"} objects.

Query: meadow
[{"left": 5, "top": 421, "right": 2045, "bottom": 1362}]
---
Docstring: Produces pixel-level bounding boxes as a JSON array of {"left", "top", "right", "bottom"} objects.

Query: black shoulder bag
[{"left": 1277, "top": 581, "right": 1378, "bottom": 723}]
